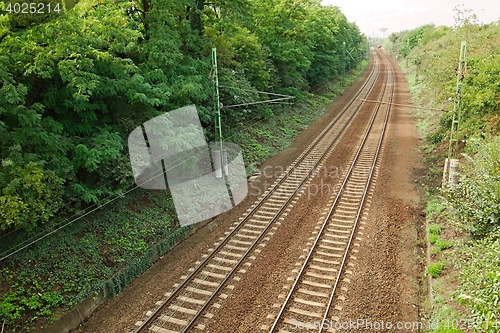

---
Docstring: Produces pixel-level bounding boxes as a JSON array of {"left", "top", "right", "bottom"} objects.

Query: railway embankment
[{"left": 385, "top": 21, "right": 500, "bottom": 333}]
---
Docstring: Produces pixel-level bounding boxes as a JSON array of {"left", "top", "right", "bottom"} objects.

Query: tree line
[{"left": 0, "top": 0, "right": 367, "bottom": 232}]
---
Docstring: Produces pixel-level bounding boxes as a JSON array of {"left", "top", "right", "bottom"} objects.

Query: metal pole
[
  {"left": 212, "top": 47, "right": 224, "bottom": 178},
  {"left": 448, "top": 41, "right": 467, "bottom": 159},
  {"left": 406, "top": 38, "right": 409, "bottom": 69},
  {"left": 342, "top": 41, "right": 346, "bottom": 84},
  {"left": 444, "top": 41, "right": 467, "bottom": 186}
]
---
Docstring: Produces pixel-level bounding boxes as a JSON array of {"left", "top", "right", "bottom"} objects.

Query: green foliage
[
  {"left": 420, "top": 26, "right": 452, "bottom": 46},
  {"left": 429, "top": 224, "right": 443, "bottom": 235},
  {"left": 0, "top": 0, "right": 366, "bottom": 329},
  {"left": 0, "top": 0, "right": 365, "bottom": 231},
  {"left": 428, "top": 224, "right": 451, "bottom": 252},
  {"left": 0, "top": 152, "right": 64, "bottom": 231},
  {"left": 431, "top": 238, "right": 454, "bottom": 254},
  {"left": 386, "top": 21, "right": 500, "bottom": 143},
  {"left": 462, "top": 54, "right": 500, "bottom": 117},
  {"left": 428, "top": 262, "right": 445, "bottom": 278},
  {"left": 0, "top": 271, "right": 64, "bottom": 324},
  {"left": 398, "top": 24, "right": 435, "bottom": 57},
  {"left": 426, "top": 197, "right": 445, "bottom": 222},
  {"left": 0, "top": 190, "right": 178, "bottom": 329},
  {"left": 228, "top": 27, "right": 270, "bottom": 90},
  {"left": 455, "top": 238, "right": 500, "bottom": 332},
  {"left": 444, "top": 137, "right": 500, "bottom": 237},
  {"left": 435, "top": 238, "right": 454, "bottom": 250},
  {"left": 429, "top": 233, "right": 439, "bottom": 244},
  {"left": 430, "top": 328, "right": 462, "bottom": 333}
]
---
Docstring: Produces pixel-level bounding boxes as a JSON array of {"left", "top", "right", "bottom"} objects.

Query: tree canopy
[{"left": 0, "top": 0, "right": 366, "bottom": 232}]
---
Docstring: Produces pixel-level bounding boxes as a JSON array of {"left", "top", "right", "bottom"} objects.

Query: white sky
[{"left": 321, "top": 0, "right": 500, "bottom": 37}]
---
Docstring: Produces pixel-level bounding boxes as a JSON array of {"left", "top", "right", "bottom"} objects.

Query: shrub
[
  {"left": 444, "top": 137, "right": 500, "bottom": 238},
  {"left": 455, "top": 238, "right": 500, "bottom": 332},
  {"left": 429, "top": 224, "right": 443, "bottom": 235},
  {"left": 428, "top": 262, "right": 445, "bottom": 278}
]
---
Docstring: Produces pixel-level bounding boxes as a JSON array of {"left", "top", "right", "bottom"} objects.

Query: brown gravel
[
  {"left": 71, "top": 52, "right": 425, "bottom": 333},
  {"left": 332, "top": 53, "right": 426, "bottom": 332}
]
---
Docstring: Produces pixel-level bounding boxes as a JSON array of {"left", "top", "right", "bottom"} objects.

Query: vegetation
[
  {"left": 0, "top": 189, "right": 179, "bottom": 327},
  {"left": 0, "top": 0, "right": 368, "bottom": 330},
  {"left": 0, "top": 64, "right": 366, "bottom": 331},
  {"left": 444, "top": 137, "right": 500, "bottom": 237},
  {"left": 0, "top": 0, "right": 367, "bottom": 232},
  {"left": 385, "top": 8, "right": 500, "bottom": 332},
  {"left": 427, "top": 262, "right": 445, "bottom": 278}
]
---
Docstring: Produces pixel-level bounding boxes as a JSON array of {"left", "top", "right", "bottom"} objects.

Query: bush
[
  {"left": 429, "top": 224, "right": 443, "bottom": 235},
  {"left": 444, "top": 137, "right": 500, "bottom": 237},
  {"left": 455, "top": 238, "right": 500, "bottom": 332},
  {"left": 428, "top": 262, "right": 445, "bottom": 278},
  {"left": 431, "top": 239, "right": 454, "bottom": 254}
]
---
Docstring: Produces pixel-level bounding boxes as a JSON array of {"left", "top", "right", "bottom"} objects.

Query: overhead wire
[
  {"left": 0, "top": 170, "right": 134, "bottom": 245},
  {"left": 0, "top": 149, "right": 205, "bottom": 262},
  {"left": 1, "top": 101, "right": 283, "bottom": 260},
  {"left": 218, "top": 85, "right": 295, "bottom": 109},
  {"left": 1, "top": 75, "right": 299, "bottom": 261}
]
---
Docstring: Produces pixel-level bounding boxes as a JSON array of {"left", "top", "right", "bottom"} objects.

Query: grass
[
  {"left": 426, "top": 198, "right": 445, "bottom": 222},
  {"left": 428, "top": 224, "right": 443, "bottom": 235},
  {"left": 427, "top": 276, "right": 467, "bottom": 333},
  {"left": 428, "top": 262, "right": 445, "bottom": 278},
  {"left": 431, "top": 239, "right": 454, "bottom": 255},
  {"left": 429, "top": 233, "right": 439, "bottom": 244}
]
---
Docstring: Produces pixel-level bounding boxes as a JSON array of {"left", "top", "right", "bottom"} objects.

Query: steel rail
[
  {"left": 171, "top": 58, "right": 380, "bottom": 333},
  {"left": 136, "top": 52, "right": 382, "bottom": 333},
  {"left": 268, "top": 49, "right": 396, "bottom": 333},
  {"left": 319, "top": 51, "right": 395, "bottom": 333}
]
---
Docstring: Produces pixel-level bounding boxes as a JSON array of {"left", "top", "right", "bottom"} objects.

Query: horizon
[{"left": 321, "top": 0, "right": 500, "bottom": 37}]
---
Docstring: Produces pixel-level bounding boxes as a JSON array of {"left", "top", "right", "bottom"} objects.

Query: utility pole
[
  {"left": 443, "top": 41, "right": 467, "bottom": 186},
  {"left": 448, "top": 41, "right": 467, "bottom": 159},
  {"left": 415, "top": 38, "right": 422, "bottom": 83},
  {"left": 212, "top": 47, "right": 225, "bottom": 179},
  {"left": 342, "top": 41, "right": 346, "bottom": 85}
]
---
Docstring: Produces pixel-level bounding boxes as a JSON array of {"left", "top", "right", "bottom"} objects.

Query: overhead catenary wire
[
  {"left": 357, "top": 98, "right": 449, "bottom": 112},
  {"left": 0, "top": 150, "right": 205, "bottom": 262},
  {"left": 219, "top": 85, "right": 296, "bottom": 98},
  {"left": 222, "top": 74, "right": 358, "bottom": 142},
  {"left": 0, "top": 165, "right": 135, "bottom": 245},
  {"left": 1, "top": 87, "right": 293, "bottom": 259},
  {"left": 222, "top": 97, "right": 296, "bottom": 109},
  {"left": 218, "top": 85, "right": 295, "bottom": 108}
]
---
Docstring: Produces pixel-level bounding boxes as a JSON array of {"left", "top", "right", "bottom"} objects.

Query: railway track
[
  {"left": 263, "top": 50, "right": 395, "bottom": 333},
  {"left": 134, "top": 50, "right": 386, "bottom": 333}
]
